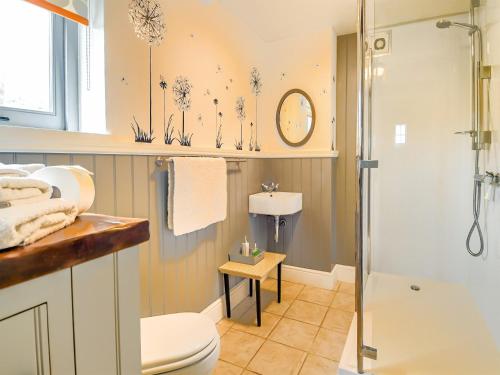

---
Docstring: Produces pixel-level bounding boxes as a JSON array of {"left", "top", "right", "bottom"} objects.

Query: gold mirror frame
[{"left": 276, "top": 89, "right": 316, "bottom": 147}]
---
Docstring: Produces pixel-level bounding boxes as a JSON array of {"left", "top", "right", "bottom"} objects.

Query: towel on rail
[
  {"left": 0, "top": 177, "right": 53, "bottom": 208},
  {"left": 0, "top": 163, "right": 45, "bottom": 177},
  {"left": 0, "top": 198, "right": 78, "bottom": 249},
  {"left": 167, "top": 157, "right": 227, "bottom": 236}
]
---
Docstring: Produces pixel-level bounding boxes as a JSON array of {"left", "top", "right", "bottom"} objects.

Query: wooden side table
[{"left": 218, "top": 252, "right": 286, "bottom": 327}]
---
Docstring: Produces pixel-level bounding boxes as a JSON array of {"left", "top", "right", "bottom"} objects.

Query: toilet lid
[{"left": 141, "top": 313, "right": 219, "bottom": 371}]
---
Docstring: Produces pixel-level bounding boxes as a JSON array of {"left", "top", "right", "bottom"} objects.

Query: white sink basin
[{"left": 249, "top": 192, "right": 302, "bottom": 216}]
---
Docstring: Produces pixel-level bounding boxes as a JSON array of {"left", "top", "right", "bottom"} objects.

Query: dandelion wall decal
[
  {"left": 250, "top": 68, "right": 262, "bottom": 96},
  {"left": 250, "top": 67, "right": 263, "bottom": 151},
  {"left": 131, "top": 116, "right": 155, "bottom": 143},
  {"left": 128, "top": 0, "right": 166, "bottom": 47},
  {"left": 234, "top": 97, "right": 246, "bottom": 150},
  {"left": 197, "top": 113, "right": 204, "bottom": 127},
  {"left": 331, "top": 116, "right": 336, "bottom": 151},
  {"left": 249, "top": 122, "right": 254, "bottom": 151},
  {"left": 159, "top": 75, "right": 175, "bottom": 145},
  {"left": 128, "top": 0, "right": 166, "bottom": 143},
  {"left": 173, "top": 76, "right": 194, "bottom": 146},
  {"left": 216, "top": 112, "right": 224, "bottom": 149},
  {"left": 213, "top": 99, "right": 221, "bottom": 148},
  {"left": 159, "top": 76, "right": 167, "bottom": 90}
]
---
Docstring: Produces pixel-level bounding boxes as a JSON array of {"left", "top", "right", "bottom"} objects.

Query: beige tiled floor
[{"left": 213, "top": 280, "right": 354, "bottom": 375}]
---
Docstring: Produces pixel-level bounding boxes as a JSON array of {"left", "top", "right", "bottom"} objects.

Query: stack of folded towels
[{"left": 0, "top": 163, "right": 82, "bottom": 250}]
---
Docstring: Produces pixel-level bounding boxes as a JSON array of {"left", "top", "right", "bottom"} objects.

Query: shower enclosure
[{"left": 350, "top": 0, "right": 500, "bottom": 373}]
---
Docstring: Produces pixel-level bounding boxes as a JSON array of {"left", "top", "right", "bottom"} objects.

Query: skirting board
[
  {"left": 202, "top": 263, "right": 355, "bottom": 323},
  {"left": 269, "top": 263, "right": 355, "bottom": 289},
  {"left": 201, "top": 278, "right": 250, "bottom": 323}
]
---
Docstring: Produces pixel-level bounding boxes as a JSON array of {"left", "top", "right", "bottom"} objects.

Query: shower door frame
[{"left": 355, "top": 0, "right": 377, "bottom": 373}]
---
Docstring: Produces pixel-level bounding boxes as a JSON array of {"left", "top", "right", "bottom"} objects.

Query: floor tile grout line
[
  {"left": 218, "top": 281, "right": 353, "bottom": 373},
  {"left": 296, "top": 352, "right": 309, "bottom": 375}
]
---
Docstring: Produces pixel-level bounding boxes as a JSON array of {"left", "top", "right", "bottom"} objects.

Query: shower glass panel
[{"left": 356, "top": 0, "right": 500, "bottom": 373}]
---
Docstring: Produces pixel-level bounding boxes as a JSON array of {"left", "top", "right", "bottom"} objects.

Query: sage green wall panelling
[
  {"left": 335, "top": 33, "right": 357, "bottom": 267},
  {"left": 2, "top": 153, "right": 337, "bottom": 316},
  {"left": 264, "top": 158, "right": 335, "bottom": 272}
]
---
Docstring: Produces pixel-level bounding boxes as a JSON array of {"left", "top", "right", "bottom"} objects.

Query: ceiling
[
  {"left": 218, "top": 0, "right": 358, "bottom": 42},
  {"left": 215, "top": 0, "right": 470, "bottom": 43},
  {"left": 374, "top": 0, "right": 470, "bottom": 28}
]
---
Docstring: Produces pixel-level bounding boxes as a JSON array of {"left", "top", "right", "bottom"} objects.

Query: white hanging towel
[
  {"left": 167, "top": 157, "right": 227, "bottom": 236},
  {"left": 0, "top": 198, "right": 78, "bottom": 249}
]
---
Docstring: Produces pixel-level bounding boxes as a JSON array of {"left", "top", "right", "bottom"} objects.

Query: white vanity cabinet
[
  {"left": 0, "top": 214, "right": 149, "bottom": 375},
  {"left": 0, "top": 269, "right": 74, "bottom": 374}
]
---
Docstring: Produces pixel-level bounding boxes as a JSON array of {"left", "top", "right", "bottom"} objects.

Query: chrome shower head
[{"left": 436, "top": 19, "right": 480, "bottom": 34}]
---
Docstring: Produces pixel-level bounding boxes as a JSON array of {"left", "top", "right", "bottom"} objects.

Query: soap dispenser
[{"left": 241, "top": 236, "right": 250, "bottom": 256}]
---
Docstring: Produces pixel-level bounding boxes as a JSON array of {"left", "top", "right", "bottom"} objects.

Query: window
[
  {"left": 0, "top": 0, "right": 79, "bottom": 130},
  {"left": 395, "top": 124, "right": 407, "bottom": 144}
]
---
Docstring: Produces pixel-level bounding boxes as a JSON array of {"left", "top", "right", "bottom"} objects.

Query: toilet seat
[{"left": 141, "top": 313, "right": 220, "bottom": 375}]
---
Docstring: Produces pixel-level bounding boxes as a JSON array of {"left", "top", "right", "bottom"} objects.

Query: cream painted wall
[
  {"left": 258, "top": 29, "right": 337, "bottom": 151},
  {"left": 105, "top": 0, "right": 260, "bottom": 149},
  {"left": 370, "top": 10, "right": 500, "bottom": 347},
  {"left": 103, "top": 0, "right": 336, "bottom": 152},
  {"left": 0, "top": 0, "right": 339, "bottom": 155}
]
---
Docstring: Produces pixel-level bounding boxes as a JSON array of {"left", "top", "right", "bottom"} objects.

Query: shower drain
[{"left": 410, "top": 285, "right": 421, "bottom": 291}]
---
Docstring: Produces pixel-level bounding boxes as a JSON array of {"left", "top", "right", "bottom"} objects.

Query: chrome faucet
[{"left": 261, "top": 182, "right": 279, "bottom": 193}]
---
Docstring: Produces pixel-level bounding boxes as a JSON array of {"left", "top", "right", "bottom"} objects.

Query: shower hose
[{"left": 466, "top": 150, "right": 484, "bottom": 257}]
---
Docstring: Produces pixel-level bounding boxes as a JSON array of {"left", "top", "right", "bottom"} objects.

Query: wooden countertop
[{"left": 0, "top": 214, "right": 149, "bottom": 290}]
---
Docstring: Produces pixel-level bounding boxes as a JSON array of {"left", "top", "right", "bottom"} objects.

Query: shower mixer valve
[
  {"left": 475, "top": 171, "right": 500, "bottom": 185},
  {"left": 454, "top": 129, "right": 492, "bottom": 150}
]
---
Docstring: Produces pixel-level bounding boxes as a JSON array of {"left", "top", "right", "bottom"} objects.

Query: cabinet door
[
  {"left": 72, "top": 247, "right": 141, "bottom": 375},
  {"left": 0, "top": 305, "right": 50, "bottom": 374},
  {"left": 0, "top": 269, "right": 75, "bottom": 375}
]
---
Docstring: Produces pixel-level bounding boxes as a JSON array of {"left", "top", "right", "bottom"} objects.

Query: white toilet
[{"left": 141, "top": 313, "right": 220, "bottom": 375}]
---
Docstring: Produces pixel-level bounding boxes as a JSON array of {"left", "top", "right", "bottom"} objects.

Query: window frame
[{"left": 0, "top": 12, "right": 79, "bottom": 131}]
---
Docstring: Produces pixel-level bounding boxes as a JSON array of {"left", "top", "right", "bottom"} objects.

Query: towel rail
[{"left": 155, "top": 156, "right": 247, "bottom": 169}]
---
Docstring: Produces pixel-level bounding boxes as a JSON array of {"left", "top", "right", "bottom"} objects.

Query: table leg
[
  {"left": 277, "top": 262, "right": 282, "bottom": 303},
  {"left": 224, "top": 273, "right": 231, "bottom": 318},
  {"left": 249, "top": 279, "right": 253, "bottom": 297},
  {"left": 256, "top": 280, "right": 261, "bottom": 327}
]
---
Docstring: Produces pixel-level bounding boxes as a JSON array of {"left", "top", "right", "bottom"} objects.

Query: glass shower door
[{"left": 355, "top": 0, "right": 500, "bottom": 373}]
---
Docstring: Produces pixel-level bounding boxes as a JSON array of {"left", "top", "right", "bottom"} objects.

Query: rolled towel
[
  {"left": 0, "top": 198, "right": 78, "bottom": 249},
  {"left": 0, "top": 163, "right": 45, "bottom": 177},
  {"left": 31, "top": 166, "right": 95, "bottom": 214},
  {"left": 0, "top": 177, "right": 53, "bottom": 208}
]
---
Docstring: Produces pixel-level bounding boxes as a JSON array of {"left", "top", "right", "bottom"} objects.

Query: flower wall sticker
[
  {"left": 131, "top": 116, "right": 155, "bottom": 142},
  {"left": 331, "top": 116, "right": 336, "bottom": 151},
  {"left": 129, "top": 0, "right": 166, "bottom": 46},
  {"left": 159, "top": 76, "right": 175, "bottom": 145},
  {"left": 213, "top": 99, "right": 224, "bottom": 148},
  {"left": 128, "top": 0, "right": 166, "bottom": 143},
  {"left": 173, "top": 76, "right": 194, "bottom": 146},
  {"left": 250, "top": 67, "right": 262, "bottom": 151},
  {"left": 216, "top": 112, "right": 224, "bottom": 149},
  {"left": 249, "top": 122, "right": 254, "bottom": 151},
  {"left": 234, "top": 96, "right": 246, "bottom": 150}
]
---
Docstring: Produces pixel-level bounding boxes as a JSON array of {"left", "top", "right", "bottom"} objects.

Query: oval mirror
[{"left": 276, "top": 89, "right": 315, "bottom": 147}]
